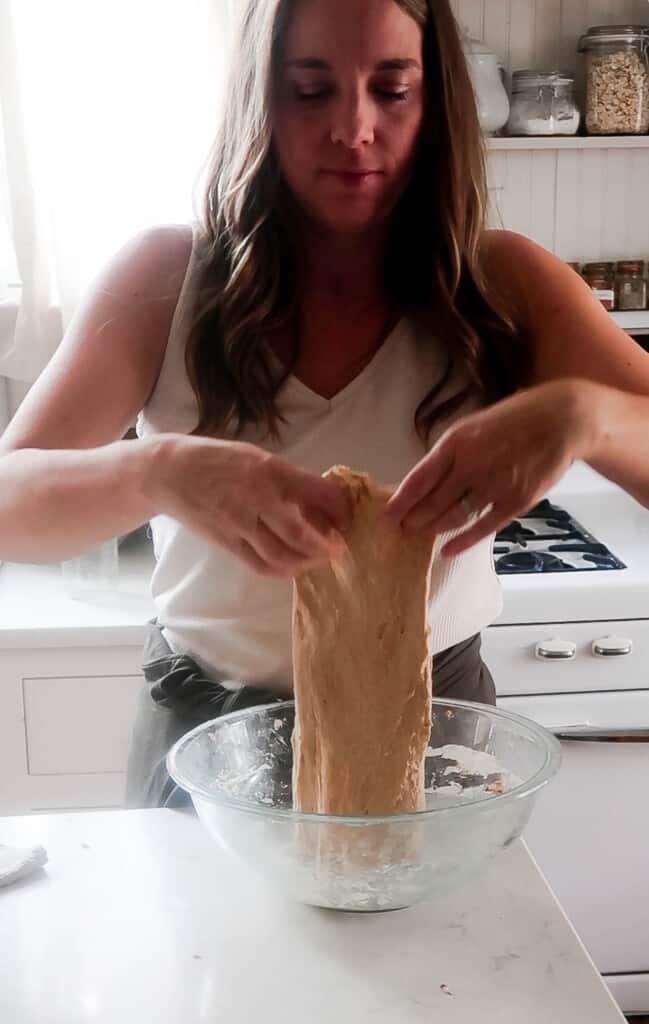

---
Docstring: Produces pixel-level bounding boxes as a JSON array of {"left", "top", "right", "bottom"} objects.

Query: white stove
[
  {"left": 482, "top": 462, "right": 649, "bottom": 1016},
  {"left": 492, "top": 465, "right": 649, "bottom": 626}
]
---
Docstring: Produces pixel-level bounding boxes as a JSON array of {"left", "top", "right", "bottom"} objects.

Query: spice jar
[
  {"left": 507, "top": 71, "right": 580, "bottom": 136},
  {"left": 582, "top": 262, "right": 616, "bottom": 310},
  {"left": 615, "top": 260, "right": 647, "bottom": 310},
  {"left": 578, "top": 25, "right": 649, "bottom": 135}
]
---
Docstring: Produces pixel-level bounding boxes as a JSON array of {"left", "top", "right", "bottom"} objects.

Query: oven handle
[{"left": 549, "top": 724, "right": 649, "bottom": 742}]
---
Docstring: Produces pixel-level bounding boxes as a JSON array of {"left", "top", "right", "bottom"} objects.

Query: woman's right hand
[{"left": 148, "top": 434, "right": 351, "bottom": 578}]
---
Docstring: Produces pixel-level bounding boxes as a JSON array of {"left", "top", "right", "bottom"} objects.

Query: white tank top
[{"left": 136, "top": 229, "right": 503, "bottom": 692}]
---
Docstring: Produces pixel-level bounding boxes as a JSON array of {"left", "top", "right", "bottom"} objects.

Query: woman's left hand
[{"left": 384, "top": 380, "right": 596, "bottom": 557}]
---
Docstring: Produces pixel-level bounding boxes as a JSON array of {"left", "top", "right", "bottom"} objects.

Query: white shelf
[
  {"left": 611, "top": 311, "right": 649, "bottom": 335},
  {"left": 488, "top": 136, "right": 649, "bottom": 151}
]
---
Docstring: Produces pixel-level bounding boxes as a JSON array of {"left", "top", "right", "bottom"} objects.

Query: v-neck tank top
[{"left": 136, "top": 227, "right": 503, "bottom": 691}]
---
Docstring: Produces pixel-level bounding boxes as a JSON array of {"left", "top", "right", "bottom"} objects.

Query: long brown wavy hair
[{"left": 185, "top": 0, "right": 531, "bottom": 441}]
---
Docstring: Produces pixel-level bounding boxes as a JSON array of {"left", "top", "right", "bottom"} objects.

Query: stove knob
[
  {"left": 592, "top": 635, "right": 633, "bottom": 658},
  {"left": 535, "top": 639, "right": 577, "bottom": 661}
]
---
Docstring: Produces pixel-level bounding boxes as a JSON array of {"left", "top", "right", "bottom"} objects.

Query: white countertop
[
  {"left": 0, "top": 808, "right": 625, "bottom": 1024},
  {"left": 0, "top": 537, "right": 156, "bottom": 648}
]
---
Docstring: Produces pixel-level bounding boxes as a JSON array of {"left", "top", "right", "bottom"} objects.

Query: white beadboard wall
[
  {"left": 451, "top": 0, "right": 649, "bottom": 260},
  {"left": 488, "top": 146, "right": 649, "bottom": 260},
  {"left": 451, "top": 0, "right": 649, "bottom": 72}
]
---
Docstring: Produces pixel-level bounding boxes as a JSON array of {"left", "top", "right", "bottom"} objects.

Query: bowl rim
[{"left": 166, "top": 697, "right": 562, "bottom": 825}]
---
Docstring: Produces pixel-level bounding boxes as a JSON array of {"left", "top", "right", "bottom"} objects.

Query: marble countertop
[{"left": 0, "top": 808, "right": 625, "bottom": 1024}]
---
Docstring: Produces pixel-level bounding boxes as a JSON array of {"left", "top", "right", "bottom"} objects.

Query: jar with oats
[{"left": 578, "top": 25, "right": 649, "bottom": 135}]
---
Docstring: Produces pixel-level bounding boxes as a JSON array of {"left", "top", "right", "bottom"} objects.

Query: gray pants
[{"left": 125, "top": 620, "right": 496, "bottom": 809}]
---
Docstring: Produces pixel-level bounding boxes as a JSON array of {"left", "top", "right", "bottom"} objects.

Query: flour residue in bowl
[
  {"left": 424, "top": 743, "right": 521, "bottom": 809},
  {"left": 207, "top": 738, "right": 519, "bottom": 812}
]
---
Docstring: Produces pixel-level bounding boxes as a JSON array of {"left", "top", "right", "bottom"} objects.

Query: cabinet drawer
[{"left": 24, "top": 675, "right": 142, "bottom": 774}]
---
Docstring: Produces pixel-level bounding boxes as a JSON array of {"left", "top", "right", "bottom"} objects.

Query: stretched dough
[{"left": 292, "top": 466, "right": 435, "bottom": 816}]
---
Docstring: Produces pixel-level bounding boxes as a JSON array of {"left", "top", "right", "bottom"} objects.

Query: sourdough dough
[{"left": 292, "top": 466, "right": 436, "bottom": 816}]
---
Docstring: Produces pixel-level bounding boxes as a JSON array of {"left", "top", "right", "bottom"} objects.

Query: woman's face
[{"left": 273, "top": 0, "right": 424, "bottom": 237}]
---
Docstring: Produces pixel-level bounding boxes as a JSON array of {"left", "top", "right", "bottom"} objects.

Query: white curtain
[{"left": 0, "top": 0, "right": 234, "bottom": 385}]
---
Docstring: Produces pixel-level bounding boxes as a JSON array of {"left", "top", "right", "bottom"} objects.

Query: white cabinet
[
  {"left": 0, "top": 645, "right": 144, "bottom": 814},
  {"left": 0, "top": 543, "right": 155, "bottom": 814},
  {"left": 24, "top": 674, "right": 140, "bottom": 775}
]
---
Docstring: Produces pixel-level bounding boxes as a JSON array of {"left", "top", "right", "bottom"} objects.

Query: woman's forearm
[
  {"left": 575, "top": 380, "right": 649, "bottom": 508},
  {"left": 0, "top": 436, "right": 166, "bottom": 563}
]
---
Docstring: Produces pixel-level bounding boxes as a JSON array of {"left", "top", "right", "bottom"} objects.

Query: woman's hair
[{"left": 185, "top": 0, "right": 530, "bottom": 440}]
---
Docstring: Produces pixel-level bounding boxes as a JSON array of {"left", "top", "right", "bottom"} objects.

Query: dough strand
[{"left": 292, "top": 466, "right": 436, "bottom": 817}]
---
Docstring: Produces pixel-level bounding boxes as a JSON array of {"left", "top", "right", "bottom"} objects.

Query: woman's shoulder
[
  {"left": 96, "top": 223, "right": 197, "bottom": 351},
  {"left": 479, "top": 229, "right": 585, "bottom": 325},
  {"left": 86, "top": 223, "right": 196, "bottom": 323},
  {"left": 480, "top": 228, "right": 556, "bottom": 278},
  {"left": 121, "top": 222, "right": 194, "bottom": 291}
]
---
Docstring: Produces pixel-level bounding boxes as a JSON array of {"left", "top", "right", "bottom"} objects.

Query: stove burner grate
[
  {"left": 496, "top": 551, "right": 568, "bottom": 574},
  {"left": 494, "top": 501, "right": 626, "bottom": 575}
]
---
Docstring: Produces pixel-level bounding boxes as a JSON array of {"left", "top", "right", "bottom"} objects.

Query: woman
[{"left": 1, "top": 0, "right": 649, "bottom": 807}]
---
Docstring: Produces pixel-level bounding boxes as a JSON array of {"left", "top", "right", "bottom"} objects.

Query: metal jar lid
[
  {"left": 615, "top": 259, "right": 646, "bottom": 274},
  {"left": 578, "top": 24, "right": 649, "bottom": 52},
  {"left": 511, "top": 69, "right": 574, "bottom": 91},
  {"left": 582, "top": 262, "right": 615, "bottom": 282}
]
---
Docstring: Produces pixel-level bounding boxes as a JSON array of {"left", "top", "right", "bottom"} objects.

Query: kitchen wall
[
  {"left": 3, "top": 0, "right": 649, "bottom": 423},
  {"left": 451, "top": 0, "right": 649, "bottom": 259},
  {"left": 0, "top": 376, "right": 9, "bottom": 427},
  {"left": 451, "top": 0, "right": 649, "bottom": 70},
  {"left": 4, "top": 378, "right": 27, "bottom": 423},
  {"left": 488, "top": 143, "right": 649, "bottom": 261}
]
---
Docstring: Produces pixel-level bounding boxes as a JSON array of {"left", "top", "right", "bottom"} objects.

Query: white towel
[{"left": 0, "top": 843, "right": 48, "bottom": 887}]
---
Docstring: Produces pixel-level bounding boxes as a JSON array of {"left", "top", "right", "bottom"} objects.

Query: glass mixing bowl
[{"left": 167, "top": 698, "right": 561, "bottom": 912}]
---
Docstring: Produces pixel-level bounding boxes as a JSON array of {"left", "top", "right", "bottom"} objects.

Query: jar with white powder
[
  {"left": 578, "top": 25, "right": 649, "bottom": 135},
  {"left": 507, "top": 70, "right": 580, "bottom": 136}
]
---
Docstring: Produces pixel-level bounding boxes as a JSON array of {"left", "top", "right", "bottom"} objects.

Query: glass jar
[
  {"left": 463, "top": 38, "right": 510, "bottom": 135},
  {"left": 61, "top": 537, "right": 119, "bottom": 598},
  {"left": 507, "top": 71, "right": 580, "bottom": 136},
  {"left": 615, "top": 260, "right": 647, "bottom": 311},
  {"left": 582, "top": 262, "right": 615, "bottom": 310},
  {"left": 578, "top": 25, "right": 649, "bottom": 135}
]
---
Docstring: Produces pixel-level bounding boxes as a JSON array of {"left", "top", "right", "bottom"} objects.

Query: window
[{"left": 1, "top": 0, "right": 231, "bottom": 381}]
